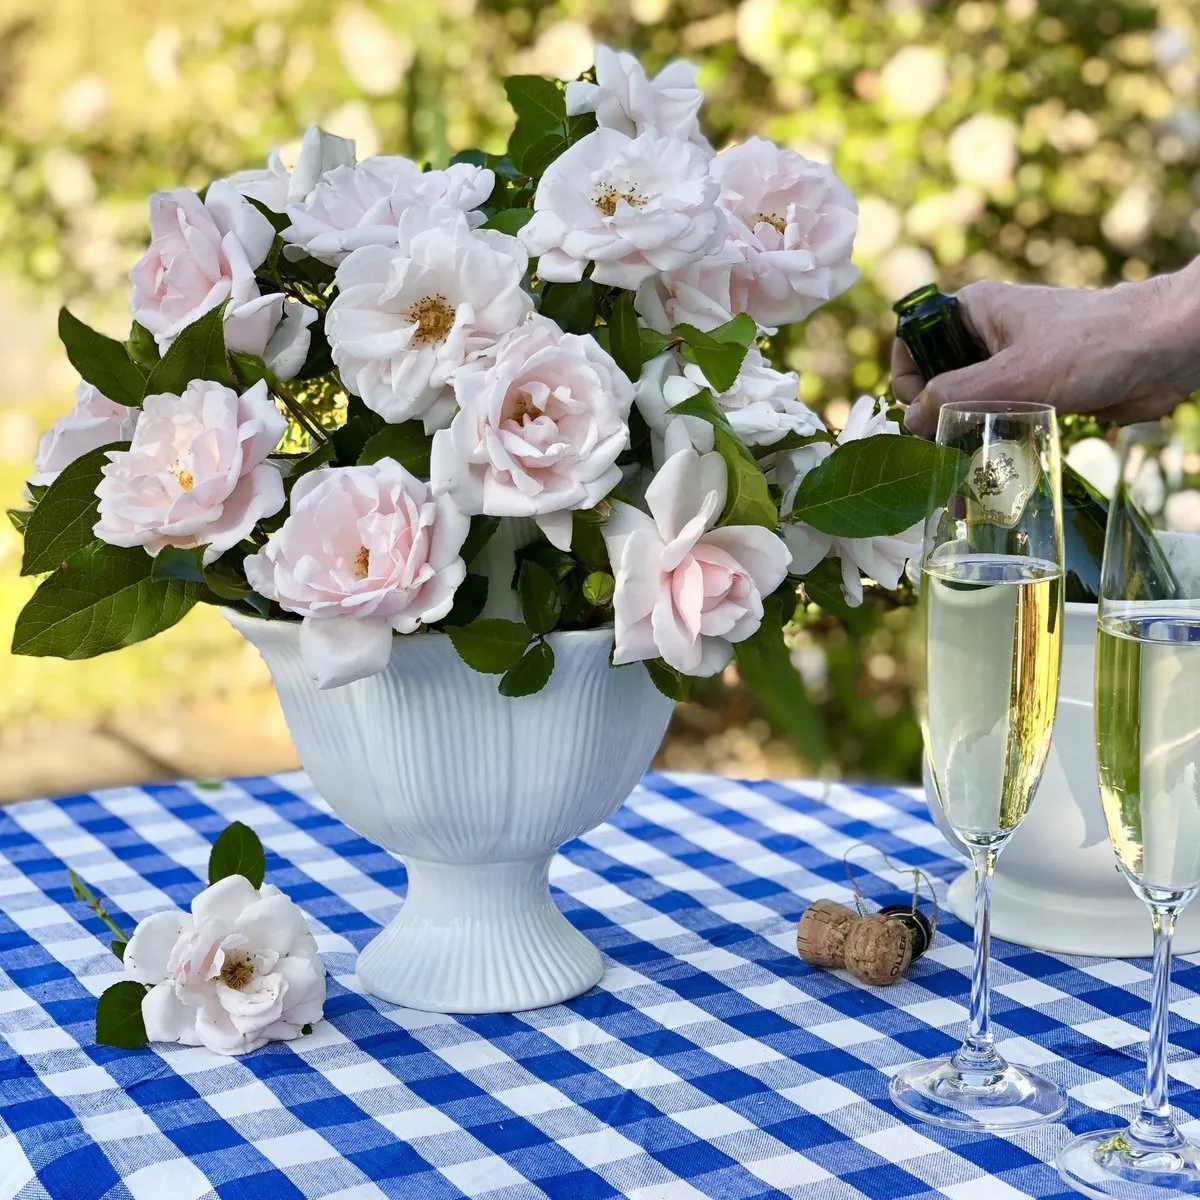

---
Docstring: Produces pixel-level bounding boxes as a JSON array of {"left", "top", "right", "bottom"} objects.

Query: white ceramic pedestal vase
[
  {"left": 924, "top": 601, "right": 1200, "bottom": 957},
  {"left": 226, "top": 612, "right": 674, "bottom": 1013}
]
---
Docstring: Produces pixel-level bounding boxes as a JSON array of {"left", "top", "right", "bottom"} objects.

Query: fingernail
[{"left": 903, "top": 392, "right": 927, "bottom": 432}]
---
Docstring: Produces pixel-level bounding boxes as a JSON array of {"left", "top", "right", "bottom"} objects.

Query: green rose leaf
[
  {"left": 644, "top": 657, "right": 692, "bottom": 702},
  {"left": 57, "top": 308, "right": 148, "bottom": 408},
  {"left": 145, "top": 304, "right": 232, "bottom": 396},
  {"left": 150, "top": 545, "right": 208, "bottom": 584},
  {"left": 332, "top": 397, "right": 386, "bottom": 466},
  {"left": 733, "top": 589, "right": 828, "bottom": 763},
  {"left": 482, "top": 208, "right": 534, "bottom": 236},
  {"left": 582, "top": 570, "right": 615, "bottom": 606},
  {"left": 499, "top": 639, "right": 555, "bottom": 697},
  {"left": 798, "top": 557, "right": 874, "bottom": 635},
  {"left": 112, "top": 938, "right": 127, "bottom": 962},
  {"left": 539, "top": 280, "right": 599, "bottom": 335},
  {"left": 608, "top": 291, "right": 645, "bottom": 383},
  {"left": 358, "top": 421, "right": 434, "bottom": 478},
  {"left": 673, "top": 314, "right": 757, "bottom": 393},
  {"left": 11, "top": 543, "right": 203, "bottom": 659},
  {"left": 504, "top": 77, "right": 595, "bottom": 181},
  {"left": 95, "top": 980, "right": 150, "bottom": 1049},
  {"left": 21, "top": 442, "right": 127, "bottom": 576},
  {"left": 460, "top": 515, "right": 501, "bottom": 568},
  {"left": 126, "top": 321, "right": 161, "bottom": 370},
  {"left": 7, "top": 508, "right": 31, "bottom": 535},
  {"left": 571, "top": 509, "right": 610, "bottom": 570},
  {"left": 517, "top": 559, "right": 562, "bottom": 634},
  {"left": 714, "top": 428, "right": 778, "bottom": 529},
  {"left": 439, "top": 573, "right": 489, "bottom": 627},
  {"left": 753, "top": 429, "right": 835, "bottom": 457},
  {"left": 520, "top": 541, "right": 576, "bottom": 582},
  {"left": 203, "top": 548, "right": 257, "bottom": 603},
  {"left": 447, "top": 618, "right": 532, "bottom": 673},
  {"left": 209, "top": 820, "right": 267, "bottom": 888},
  {"left": 667, "top": 386, "right": 735, "bottom": 436},
  {"left": 505, "top": 76, "right": 566, "bottom": 173},
  {"left": 790, "top": 437, "right": 969, "bottom": 538},
  {"left": 245, "top": 195, "right": 291, "bottom": 235}
]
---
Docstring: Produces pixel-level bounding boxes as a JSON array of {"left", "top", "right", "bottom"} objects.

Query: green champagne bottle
[{"left": 893, "top": 284, "right": 1175, "bottom": 603}]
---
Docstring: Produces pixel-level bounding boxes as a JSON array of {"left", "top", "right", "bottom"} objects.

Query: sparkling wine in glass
[
  {"left": 890, "top": 400, "right": 1067, "bottom": 1132},
  {"left": 1057, "top": 420, "right": 1200, "bottom": 1198}
]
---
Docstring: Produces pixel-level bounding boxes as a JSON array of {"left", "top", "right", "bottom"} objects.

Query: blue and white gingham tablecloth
[{"left": 0, "top": 770, "right": 1197, "bottom": 1200}]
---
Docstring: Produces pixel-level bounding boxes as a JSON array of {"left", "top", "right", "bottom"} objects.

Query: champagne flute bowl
[
  {"left": 890, "top": 400, "right": 1067, "bottom": 1133},
  {"left": 1057, "top": 420, "right": 1200, "bottom": 1198}
]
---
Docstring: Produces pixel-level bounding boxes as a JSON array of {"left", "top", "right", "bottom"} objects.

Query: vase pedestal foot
[
  {"left": 944, "top": 869, "right": 1200, "bottom": 957},
  {"left": 356, "top": 856, "right": 603, "bottom": 1013}
]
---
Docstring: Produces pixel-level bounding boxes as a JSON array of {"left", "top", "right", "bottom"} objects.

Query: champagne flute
[
  {"left": 1057, "top": 420, "right": 1200, "bottom": 1198},
  {"left": 890, "top": 400, "right": 1067, "bottom": 1132}
]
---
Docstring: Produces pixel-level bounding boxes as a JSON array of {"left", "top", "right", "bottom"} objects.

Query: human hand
[{"left": 897, "top": 271, "right": 1200, "bottom": 437}]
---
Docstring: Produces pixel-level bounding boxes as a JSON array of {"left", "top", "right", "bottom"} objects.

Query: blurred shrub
[{"left": 0, "top": 0, "right": 1196, "bottom": 781}]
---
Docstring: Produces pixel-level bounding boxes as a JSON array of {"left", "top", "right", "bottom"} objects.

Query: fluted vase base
[{"left": 358, "top": 857, "right": 602, "bottom": 1013}]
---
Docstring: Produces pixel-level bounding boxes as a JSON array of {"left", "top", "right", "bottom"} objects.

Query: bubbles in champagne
[
  {"left": 1095, "top": 611, "right": 1200, "bottom": 900},
  {"left": 922, "top": 554, "right": 1063, "bottom": 843}
]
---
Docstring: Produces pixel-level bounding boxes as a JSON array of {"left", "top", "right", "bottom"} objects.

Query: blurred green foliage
[{"left": 0, "top": 0, "right": 1197, "bottom": 781}]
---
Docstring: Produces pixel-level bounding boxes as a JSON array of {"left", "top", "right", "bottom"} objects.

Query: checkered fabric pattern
[{"left": 0, "top": 771, "right": 1195, "bottom": 1200}]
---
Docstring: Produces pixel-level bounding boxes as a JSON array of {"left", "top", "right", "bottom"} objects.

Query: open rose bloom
[
  {"left": 13, "top": 43, "right": 940, "bottom": 721},
  {"left": 123, "top": 875, "right": 326, "bottom": 1056}
]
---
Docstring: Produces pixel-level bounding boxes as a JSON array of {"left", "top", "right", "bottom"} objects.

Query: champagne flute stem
[
  {"left": 1132, "top": 906, "right": 1179, "bottom": 1145},
  {"left": 956, "top": 845, "right": 1002, "bottom": 1068}
]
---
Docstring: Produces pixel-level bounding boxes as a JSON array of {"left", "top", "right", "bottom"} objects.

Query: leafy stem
[{"left": 67, "top": 868, "right": 129, "bottom": 946}]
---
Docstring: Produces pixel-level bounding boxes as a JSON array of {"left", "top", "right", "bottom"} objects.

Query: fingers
[
  {"left": 953, "top": 279, "right": 1014, "bottom": 354},
  {"left": 902, "top": 350, "right": 1040, "bottom": 438},
  {"left": 890, "top": 338, "right": 924, "bottom": 405}
]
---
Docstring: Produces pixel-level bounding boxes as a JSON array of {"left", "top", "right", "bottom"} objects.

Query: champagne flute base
[
  {"left": 889, "top": 1054, "right": 1066, "bottom": 1132},
  {"left": 1057, "top": 1127, "right": 1200, "bottom": 1198}
]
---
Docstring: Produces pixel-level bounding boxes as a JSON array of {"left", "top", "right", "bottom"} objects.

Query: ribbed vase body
[{"left": 226, "top": 612, "right": 674, "bottom": 1012}]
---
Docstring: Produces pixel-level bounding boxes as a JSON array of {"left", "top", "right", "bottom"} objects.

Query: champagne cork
[
  {"left": 796, "top": 899, "right": 858, "bottom": 968},
  {"left": 843, "top": 913, "right": 912, "bottom": 986}
]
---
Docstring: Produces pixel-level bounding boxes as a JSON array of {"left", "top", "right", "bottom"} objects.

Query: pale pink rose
[
  {"left": 777, "top": 396, "right": 921, "bottom": 605},
  {"left": 603, "top": 447, "right": 791, "bottom": 675},
  {"left": 94, "top": 379, "right": 286, "bottom": 564},
  {"left": 27, "top": 381, "right": 140, "bottom": 492},
  {"left": 243, "top": 460, "right": 470, "bottom": 688},
  {"left": 566, "top": 44, "right": 709, "bottom": 150},
  {"left": 123, "top": 875, "right": 325, "bottom": 1057},
  {"left": 633, "top": 242, "right": 741, "bottom": 334},
  {"left": 129, "top": 182, "right": 285, "bottom": 360},
  {"left": 519, "top": 128, "right": 724, "bottom": 291},
  {"left": 711, "top": 138, "right": 859, "bottom": 328},
  {"left": 635, "top": 347, "right": 822, "bottom": 466},
  {"left": 225, "top": 124, "right": 356, "bottom": 212},
  {"left": 283, "top": 157, "right": 494, "bottom": 265},
  {"left": 326, "top": 207, "right": 533, "bottom": 432},
  {"left": 430, "top": 316, "right": 633, "bottom": 551}
]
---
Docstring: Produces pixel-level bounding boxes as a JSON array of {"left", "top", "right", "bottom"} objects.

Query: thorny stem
[{"left": 67, "top": 869, "right": 129, "bottom": 946}]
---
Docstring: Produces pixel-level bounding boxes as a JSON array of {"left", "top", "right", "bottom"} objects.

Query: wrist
[{"left": 1138, "top": 260, "right": 1200, "bottom": 398}]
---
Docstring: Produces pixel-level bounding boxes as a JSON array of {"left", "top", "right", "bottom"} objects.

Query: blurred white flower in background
[
  {"left": 904, "top": 187, "right": 984, "bottom": 243},
  {"left": 879, "top": 46, "right": 947, "bottom": 118},
  {"left": 334, "top": 6, "right": 413, "bottom": 96},
  {"left": 1102, "top": 184, "right": 1157, "bottom": 250},
  {"left": 1066, "top": 438, "right": 1119, "bottom": 499},
  {"left": 871, "top": 246, "right": 937, "bottom": 302},
  {"left": 853, "top": 196, "right": 902, "bottom": 260},
  {"left": 947, "top": 114, "right": 1019, "bottom": 190}
]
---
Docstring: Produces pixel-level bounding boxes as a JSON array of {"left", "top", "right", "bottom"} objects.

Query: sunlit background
[{"left": 0, "top": 0, "right": 1197, "bottom": 799}]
